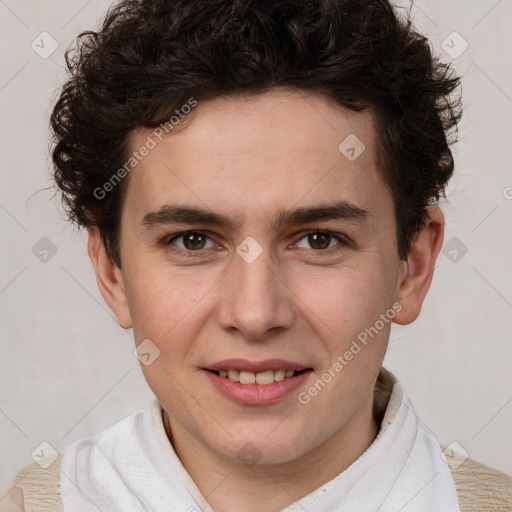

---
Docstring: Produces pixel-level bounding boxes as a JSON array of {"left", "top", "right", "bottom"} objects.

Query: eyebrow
[{"left": 140, "top": 200, "right": 370, "bottom": 231}]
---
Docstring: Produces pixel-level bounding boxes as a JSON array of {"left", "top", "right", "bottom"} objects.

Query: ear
[
  {"left": 393, "top": 206, "right": 444, "bottom": 325},
  {"left": 87, "top": 227, "right": 133, "bottom": 329}
]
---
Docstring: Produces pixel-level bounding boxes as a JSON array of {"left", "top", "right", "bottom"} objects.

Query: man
[{"left": 6, "top": 0, "right": 511, "bottom": 510}]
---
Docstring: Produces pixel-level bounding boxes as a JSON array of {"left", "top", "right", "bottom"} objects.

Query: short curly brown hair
[{"left": 51, "top": 0, "right": 461, "bottom": 268}]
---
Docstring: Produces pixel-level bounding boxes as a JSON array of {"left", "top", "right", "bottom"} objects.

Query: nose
[{"left": 216, "top": 242, "right": 295, "bottom": 340}]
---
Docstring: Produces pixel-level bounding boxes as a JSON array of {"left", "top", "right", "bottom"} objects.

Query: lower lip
[{"left": 202, "top": 369, "right": 313, "bottom": 405}]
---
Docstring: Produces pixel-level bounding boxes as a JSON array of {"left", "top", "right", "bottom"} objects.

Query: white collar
[{"left": 60, "top": 370, "right": 460, "bottom": 511}]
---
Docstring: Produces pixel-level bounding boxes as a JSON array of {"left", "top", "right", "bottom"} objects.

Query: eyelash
[{"left": 165, "top": 230, "right": 349, "bottom": 258}]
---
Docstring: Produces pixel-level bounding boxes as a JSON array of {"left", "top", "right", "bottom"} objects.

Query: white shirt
[{"left": 59, "top": 375, "right": 461, "bottom": 511}]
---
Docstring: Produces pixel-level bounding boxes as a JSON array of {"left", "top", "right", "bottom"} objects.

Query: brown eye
[
  {"left": 295, "top": 230, "right": 345, "bottom": 251},
  {"left": 308, "top": 232, "right": 331, "bottom": 250},
  {"left": 169, "top": 231, "right": 214, "bottom": 251}
]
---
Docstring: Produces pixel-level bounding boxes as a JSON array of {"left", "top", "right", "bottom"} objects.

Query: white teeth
[
  {"left": 216, "top": 369, "right": 298, "bottom": 384},
  {"left": 239, "top": 371, "right": 256, "bottom": 384},
  {"left": 227, "top": 369, "right": 240, "bottom": 382},
  {"left": 255, "top": 370, "right": 275, "bottom": 385},
  {"left": 274, "top": 369, "right": 286, "bottom": 382}
]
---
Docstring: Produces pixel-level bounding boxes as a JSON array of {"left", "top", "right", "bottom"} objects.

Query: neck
[{"left": 163, "top": 388, "right": 385, "bottom": 512}]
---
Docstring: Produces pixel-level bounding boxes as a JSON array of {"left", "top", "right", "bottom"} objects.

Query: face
[{"left": 91, "top": 89, "right": 438, "bottom": 468}]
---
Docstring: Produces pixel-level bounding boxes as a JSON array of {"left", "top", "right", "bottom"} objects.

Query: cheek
[
  {"left": 291, "top": 256, "right": 398, "bottom": 408},
  {"left": 293, "top": 262, "right": 395, "bottom": 406},
  {"left": 125, "top": 265, "right": 216, "bottom": 360},
  {"left": 291, "top": 257, "right": 395, "bottom": 334},
  {"left": 127, "top": 271, "right": 212, "bottom": 406}
]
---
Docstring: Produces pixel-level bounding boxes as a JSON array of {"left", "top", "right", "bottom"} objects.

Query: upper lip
[{"left": 206, "top": 358, "right": 311, "bottom": 373}]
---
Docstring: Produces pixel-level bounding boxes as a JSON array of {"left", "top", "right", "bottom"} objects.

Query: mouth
[
  {"left": 202, "top": 359, "right": 313, "bottom": 405},
  {"left": 207, "top": 368, "right": 309, "bottom": 385}
]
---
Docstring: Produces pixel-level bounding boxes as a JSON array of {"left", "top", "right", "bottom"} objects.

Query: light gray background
[{"left": 1, "top": 0, "right": 511, "bottom": 490}]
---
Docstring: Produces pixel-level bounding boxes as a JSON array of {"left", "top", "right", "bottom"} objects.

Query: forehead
[{"left": 123, "top": 89, "right": 390, "bottom": 229}]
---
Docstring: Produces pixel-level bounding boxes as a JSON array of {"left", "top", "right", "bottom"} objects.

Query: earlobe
[
  {"left": 87, "top": 227, "right": 133, "bottom": 329},
  {"left": 393, "top": 206, "right": 444, "bottom": 325}
]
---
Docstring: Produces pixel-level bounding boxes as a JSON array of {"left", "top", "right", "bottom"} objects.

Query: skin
[{"left": 87, "top": 88, "right": 444, "bottom": 512}]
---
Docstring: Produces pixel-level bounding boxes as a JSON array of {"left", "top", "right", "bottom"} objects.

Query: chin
[{"left": 212, "top": 432, "right": 309, "bottom": 467}]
